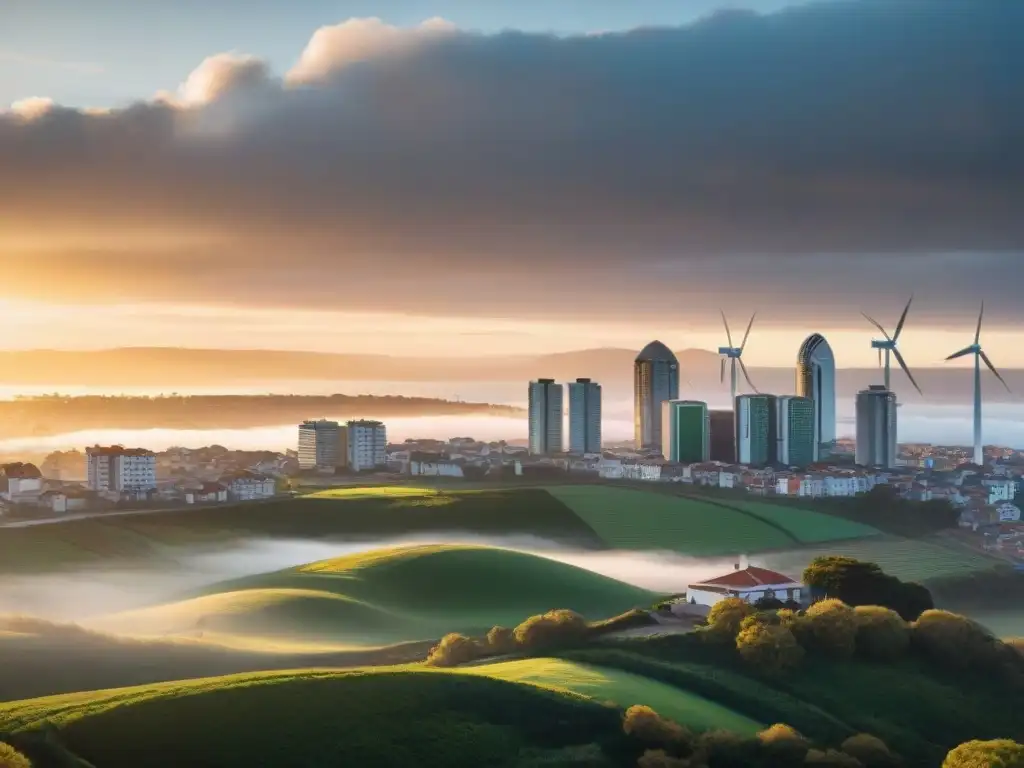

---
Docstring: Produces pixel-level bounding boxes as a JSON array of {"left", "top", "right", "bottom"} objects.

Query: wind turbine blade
[
  {"left": 891, "top": 347, "right": 922, "bottom": 395},
  {"left": 893, "top": 295, "right": 913, "bottom": 341},
  {"left": 862, "top": 312, "right": 892, "bottom": 341},
  {"left": 720, "top": 357, "right": 725, "bottom": 384},
  {"left": 980, "top": 350, "right": 1011, "bottom": 393},
  {"left": 739, "top": 312, "right": 756, "bottom": 352},
  {"left": 975, "top": 301, "right": 984, "bottom": 345},
  {"left": 945, "top": 346, "right": 975, "bottom": 361},
  {"left": 738, "top": 358, "right": 759, "bottom": 394},
  {"left": 720, "top": 310, "right": 734, "bottom": 348}
]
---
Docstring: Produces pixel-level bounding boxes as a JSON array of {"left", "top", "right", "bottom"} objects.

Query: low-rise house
[
  {"left": 0, "top": 463, "right": 44, "bottom": 505},
  {"left": 185, "top": 482, "right": 228, "bottom": 505},
  {"left": 686, "top": 565, "right": 803, "bottom": 608},
  {"left": 409, "top": 454, "right": 465, "bottom": 478},
  {"left": 224, "top": 472, "right": 277, "bottom": 501}
]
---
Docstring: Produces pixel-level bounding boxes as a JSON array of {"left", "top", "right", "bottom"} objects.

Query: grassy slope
[
  {"left": 549, "top": 486, "right": 797, "bottom": 555},
  {"left": 717, "top": 498, "right": 880, "bottom": 542},
  {"left": 0, "top": 668, "right": 622, "bottom": 768},
  {"left": 460, "top": 657, "right": 762, "bottom": 734},
  {"left": 0, "top": 487, "right": 605, "bottom": 574},
  {"left": 89, "top": 544, "right": 659, "bottom": 645}
]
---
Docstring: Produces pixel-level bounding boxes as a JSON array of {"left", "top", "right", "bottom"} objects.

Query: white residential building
[
  {"left": 409, "top": 459, "right": 464, "bottom": 478},
  {"left": 983, "top": 478, "right": 1016, "bottom": 505},
  {"left": 686, "top": 565, "right": 803, "bottom": 608},
  {"left": 298, "top": 420, "right": 347, "bottom": 472},
  {"left": 85, "top": 447, "right": 156, "bottom": 493},
  {"left": 225, "top": 473, "right": 277, "bottom": 501},
  {"left": 347, "top": 420, "right": 387, "bottom": 471},
  {"left": 0, "top": 463, "right": 44, "bottom": 504}
]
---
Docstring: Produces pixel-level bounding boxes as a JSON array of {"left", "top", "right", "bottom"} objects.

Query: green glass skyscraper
[
  {"left": 775, "top": 395, "right": 815, "bottom": 468},
  {"left": 736, "top": 394, "right": 776, "bottom": 466},
  {"left": 661, "top": 400, "right": 710, "bottom": 463}
]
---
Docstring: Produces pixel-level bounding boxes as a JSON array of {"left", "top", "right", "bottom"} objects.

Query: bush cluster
[
  {"left": 942, "top": 739, "right": 1024, "bottom": 768},
  {"left": 802, "top": 556, "right": 933, "bottom": 621},
  {"left": 624, "top": 707, "right": 897, "bottom": 768},
  {"left": 0, "top": 742, "right": 31, "bottom": 768}
]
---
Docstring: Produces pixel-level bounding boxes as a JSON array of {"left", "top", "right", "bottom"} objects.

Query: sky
[{"left": 1, "top": 0, "right": 1022, "bottom": 365}]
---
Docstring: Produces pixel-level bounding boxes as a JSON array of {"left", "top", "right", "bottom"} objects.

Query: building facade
[
  {"left": 709, "top": 409, "right": 736, "bottom": 463},
  {"left": 297, "top": 420, "right": 347, "bottom": 471},
  {"left": 855, "top": 385, "right": 898, "bottom": 468},
  {"left": 634, "top": 341, "right": 680, "bottom": 451},
  {"left": 528, "top": 379, "right": 564, "bottom": 455},
  {"left": 85, "top": 446, "right": 157, "bottom": 492},
  {"left": 661, "top": 400, "right": 710, "bottom": 463},
  {"left": 347, "top": 420, "right": 387, "bottom": 471},
  {"left": 796, "top": 333, "right": 837, "bottom": 461},
  {"left": 736, "top": 394, "right": 776, "bottom": 466},
  {"left": 774, "top": 395, "right": 815, "bottom": 468},
  {"left": 567, "top": 378, "right": 602, "bottom": 454}
]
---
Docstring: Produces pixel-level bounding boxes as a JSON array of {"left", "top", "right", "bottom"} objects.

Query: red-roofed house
[{"left": 686, "top": 565, "right": 803, "bottom": 608}]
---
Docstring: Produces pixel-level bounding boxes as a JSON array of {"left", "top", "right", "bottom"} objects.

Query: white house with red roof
[{"left": 686, "top": 565, "right": 803, "bottom": 608}]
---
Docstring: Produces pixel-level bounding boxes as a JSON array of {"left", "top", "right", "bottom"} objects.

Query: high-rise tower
[
  {"left": 774, "top": 396, "right": 815, "bottom": 468},
  {"left": 634, "top": 341, "right": 680, "bottom": 450},
  {"left": 796, "top": 333, "right": 837, "bottom": 461},
  {"left": 528, "top": 379, "right": 564, "bottom": 455},
  {"left": 568, "top": 378, "right": 602, "bottom": 454},
  {"left": 662, "top": 400, "right": 710, "bottom": 463},
  {"left": 855, "top": 385, "right": 898, "bottom": 468},
  {"left": 736, "top": 394, "right": 777, "bottom": 466}
]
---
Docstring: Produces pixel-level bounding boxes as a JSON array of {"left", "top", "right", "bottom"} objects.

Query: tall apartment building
[
  {"left": 528, "top": 379, "right": 564, "bottom": 455},
  {"left": 856, "top": 385, "right": 898, "bottom": 468},
  {"left": 735, "top": 394, "right": 777, "bottom": 466},
  {"left": 86, "top": 446, "right": 157, "bottom": 492},
  {"left": 661, "top": 400, "right": 710, "bottom": 463},
  {"left": 347, "top": 420, "right": 387, "bottom": 471},
  {"left": 568, "top": 378, "right": 602, "bottom": 454},
  {"left": 796, "top": 333, "right": 837, "bottom": 461},
  {"left": 708, "top": 410, "right": 736, "bottom": 463},
  {"left": 774, "top": 395, "right": 815, "bottom": 468},
  {"left": 297, "top": 420, "right": 347, "bottom": 472},
  {"left": 634, "top": 341, "right": 680, "bottom": 450}
]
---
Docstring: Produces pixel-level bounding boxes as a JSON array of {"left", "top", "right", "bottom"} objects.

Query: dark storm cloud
[{"left": 1, "top": 2, "right": 1022, "bottom": 322}]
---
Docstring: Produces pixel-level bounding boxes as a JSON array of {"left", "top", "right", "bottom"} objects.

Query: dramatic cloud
[{"left": 1, "top": 0, "right": 1022, "bottom": 324}]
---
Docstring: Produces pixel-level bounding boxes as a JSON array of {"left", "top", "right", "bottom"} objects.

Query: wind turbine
[
  {"left": 718, "top": 311, "right": 758, "bottom": 406},
  {"left": 862, "top": 296, "right": 922, "bottom": 395},
  {"left": 945, "top": 302, "right": 1010, "bottom": 467}
]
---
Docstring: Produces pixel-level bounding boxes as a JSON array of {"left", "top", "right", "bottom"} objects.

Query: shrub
[
  {"left": 802, "top": 557, "right": 933, "bottom": 620},
  {"left": 736, "top": 616, "right": 803, "bottom": 675},
  {"left": 757, "top": 723, "right": 809, "bottom": 764},
  {"left": 805, "top": 748, "right": 863, "bottom": 767},
  {"left": 697, "top": 729, "right": 759, "bottom": 768},
  {"left": 798, "top": 599, "right": 858, "bottom": 659},
  {"left": 942, "top": 739, "right": 1024, "bottom": 768},
  {"left": 840, "top": 734, "right": 897, "bottom": 768},
  {"left": 637, "top": 749, "right": 689, "bottom": 768},
  {"left": 852, "top": 606, "right": 909, "bottom": 661},
  {"left": 622, "top": 705, "right": 693, "bottom": 754},
  {"left": 703, "top": 598, "right": 756, "bottom": 642},
  {"left": 910, "top": 610, "right": 1014, "bottom": 675},
  {"left": 486, "top": 625, "right": 517, "bottom": 654},
  {"left": 0, "top": 743, "right": 31, "bottom": 768},
  {"left": 514, "top": 609, "right": 590, "bottom": 651},
  {"left": 753, "top": 596, "right": 785, "bottom": 611},
  {"left": 425, "top": 633, "right": 481, "bottom": 667}
]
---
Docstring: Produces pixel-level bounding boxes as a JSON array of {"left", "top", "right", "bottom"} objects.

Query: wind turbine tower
[
  {"left": 718, "top": 311, "right": 759, "bottom": 405},
  {"left": 862, "top": 296, "right": 922, "bottom": 395},
  {"left": 945, "top": 302, "right": 1011, "bottom": 466}
]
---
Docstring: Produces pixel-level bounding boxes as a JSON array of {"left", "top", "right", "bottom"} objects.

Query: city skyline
[{"left": 1, "top": 0, "right": 1022, "bottom": 361}]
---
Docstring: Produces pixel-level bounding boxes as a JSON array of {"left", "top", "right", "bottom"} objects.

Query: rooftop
[
  {"left": 694, "top": 566, "right": 800, "bottom": 590},
  {"left": 635, "top": 340, "right": 678, "bottom": 363}
]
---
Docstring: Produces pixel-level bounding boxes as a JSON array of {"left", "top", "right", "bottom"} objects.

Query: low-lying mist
[{"left": 0, "top": 534, "right": 742, "bottom": 625}]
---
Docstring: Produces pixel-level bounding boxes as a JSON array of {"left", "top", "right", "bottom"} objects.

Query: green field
[
  {"left": 87, "top": 544, "right": 658, "bottom": 645},
  {"left": 717, "top": 498, "right": 880, "bottom": 542},
  {"left": 459, "top": 657, "right": 762, "bottom": 733},
  {"left": 759, "top": 536, "right": 1004, "bottom": 584}
]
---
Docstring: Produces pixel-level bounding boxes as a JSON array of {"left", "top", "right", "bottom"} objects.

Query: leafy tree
[
  {"left": 703, "top": 598, "right": 756, "bottom": 642},
  {"left": 486, "top": 625, "right": 517, "bottom": 654},
  {"left": 840, "top": 734, "right": 898, "bottom": 768},
  {"left": 942, "top": 739, "right": 1024, "bottom": 768},
  {"left": 514, "top": 609, "right": 589, "bottom": 651},
  {"left": 757, "top": 723, "right": 810, "bottom": 765},
  {"left": 622, "top": 706, "right": 693, "bottom": 755},
  {"left": 736, "top": 616, "right": 803, "bottom": 675},
  {"left": 797, "top": 599, "right": 858, "bottom": 659},
  {"left": 425, "top": 633, "right": 481, "bottom": 667},
  {"left": 852, "top": 606, "right": 909, "bottom": 661},
  {"left": 0, "top": 742, "right": 31, "bottom": 768},
  {"left": 911, "top": 610, "right": 1018, "bottom": 677},
  {"left": 802, "top": 557, "right": 933, "bottom": 620}
]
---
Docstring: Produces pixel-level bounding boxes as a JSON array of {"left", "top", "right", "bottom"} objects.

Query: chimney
[
  {"left": 739, "top": 554, "right": 749, "bottom": 570},
  {"left": 734, "top": 562, "right": 740, "bottom": 570}
]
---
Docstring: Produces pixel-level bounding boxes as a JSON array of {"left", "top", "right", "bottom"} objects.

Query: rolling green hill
[{"left": 88, "top": 545, "right": 659, "bottom": 645}]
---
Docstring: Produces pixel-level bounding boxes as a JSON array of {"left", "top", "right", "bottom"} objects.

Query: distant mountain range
[{"left": 0, "top": 346, "right": 1016, "bottom": 404}]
